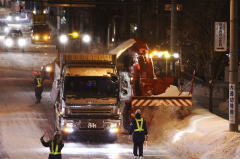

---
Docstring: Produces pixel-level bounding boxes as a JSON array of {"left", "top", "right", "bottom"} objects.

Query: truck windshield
[{"left": 64, "top": 76, "right": 118, "bottom": 98}]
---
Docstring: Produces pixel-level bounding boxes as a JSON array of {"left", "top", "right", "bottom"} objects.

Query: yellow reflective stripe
[
  {"left": 36, "top": 78, "right": 43, "bottom": 87},
  {"left": 50, "top": 141, "right": 61, "bottom": 155},
  {"left": 134, "top": 118, "right": 144, "bottom": 132}
]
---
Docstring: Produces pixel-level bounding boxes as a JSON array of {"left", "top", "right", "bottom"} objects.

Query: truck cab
[
  {"left": 52, "top": 54, "right": 120, "bottom": 141},
  {"left": 31, "top": 24, "right": 51, "bottom": 43}
]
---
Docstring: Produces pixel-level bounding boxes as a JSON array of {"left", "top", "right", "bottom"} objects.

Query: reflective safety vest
[
  {"left": 134, "top": 118, "right": 144, "bottom": 132},
  {"left": 50, "top": 141, "right": 61, "bottom": 155},
  {"left": 36, "top": 78, "right": 43, "bottom": 87}
]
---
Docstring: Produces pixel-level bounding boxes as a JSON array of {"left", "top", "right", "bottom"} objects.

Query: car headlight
[
  {"left": 4, "top": 27, "right": 9, "bottom": 33},
  {"left": 5, "top": 38, "right": 13, "bottom": 47},
  {"left": 6, "top": 16, "right": 12, "bottom": 21},
  {"left": 18, "top": 38, "right": 26, "bottom": 47}
]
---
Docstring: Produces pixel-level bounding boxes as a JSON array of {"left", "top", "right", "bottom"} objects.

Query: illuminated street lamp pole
[
  {"left": 229, "top": 0, "right": 239, "bottom": 132},
  {"left": 59, "top": 34, "right": 68, "bottom": 69},
  {"left": 82, "top": 34, "right": 92, "bottom": 51}
]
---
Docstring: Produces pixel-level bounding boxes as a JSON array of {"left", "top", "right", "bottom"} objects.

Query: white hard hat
[{"left": 135, "top": 109, "right": 141, "bottom": 115}]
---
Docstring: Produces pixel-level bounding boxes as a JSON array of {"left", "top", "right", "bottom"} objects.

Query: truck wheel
[
  {"left": 107, "top": 134, "right": 118, "bottom": 143},
  {"left": 62, "top": 134, "right": 68, "bottom": 142}
]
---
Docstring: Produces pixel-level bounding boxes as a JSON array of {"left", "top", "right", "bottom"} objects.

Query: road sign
[
  {"left": 229, "top": 84, "right": 236, "bottom": 124},
  {"left": 164, "top": 4, "right": 183, "bottom": 11},
  {"left": 214, "top": 22, "right": 227, "bottom": 52}
]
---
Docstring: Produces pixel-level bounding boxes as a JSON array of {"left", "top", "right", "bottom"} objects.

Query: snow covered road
[
  {"left": 0, "top": 49, "right": 171, "bottom": 159},
  {"left": 0, "top": 44, "right": 239, "bottom": 159}
]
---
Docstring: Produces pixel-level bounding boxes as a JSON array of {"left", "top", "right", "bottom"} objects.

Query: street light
[
  {"left": 82, "top": 34, "right": 91, "bottom": 44},
  {"left": 164, "top": 52, "right": 171, "bottom": 76},
  {"left": 58, "top": 34, "right": 68, "bottom": 69},
  {"left": 59, "top": 34, "right": 68, "bottom": 44}
]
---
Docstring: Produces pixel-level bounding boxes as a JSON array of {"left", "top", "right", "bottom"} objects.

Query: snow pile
[
  {"left": 153, "top": 85, "right": 190, "bottom": 97},
  {"left": 147, "top": 106, "right": 240, "bottom": 159}
]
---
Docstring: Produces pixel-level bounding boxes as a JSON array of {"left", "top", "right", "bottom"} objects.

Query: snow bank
[
  {"left": 153, "top": 85, "right": 190, "bottom": 97},
  {"left": 147, "top": 106, "right": 240, "bottom": 159}
]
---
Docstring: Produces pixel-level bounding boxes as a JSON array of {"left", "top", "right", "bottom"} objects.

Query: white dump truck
[{"left": 51, "top": 53, "right": 120, "bottom": 141}]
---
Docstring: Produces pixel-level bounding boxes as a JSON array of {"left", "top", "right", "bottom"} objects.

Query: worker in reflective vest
[
  {"left": 40, "top": 132, "right": 64, "bottom": 159},
  {"left": 33, "top": 74, "right": 44, "bottom": 104},
  {"left": 129, "top": 109, "right": 148, "bottom": 159}
]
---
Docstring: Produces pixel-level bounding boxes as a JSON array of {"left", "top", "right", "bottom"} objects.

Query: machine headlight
[
  {"left": 18, "top": 38, "right": 26, "bottom": 47},
  {"left": 43, "top": 35, "right": 50, "bottom": 40},
  {"left": 45, "top": 66, "right": 52, "bottom": 72},
  {"left": 5, "top": 38, "right": 13, "bottom": 47}
]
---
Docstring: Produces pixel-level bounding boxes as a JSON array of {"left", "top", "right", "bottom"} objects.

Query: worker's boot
[
  {"left": 139, "top": 156, "right": 144, "bottom": 159},
  {"left": 134, "top": 156, "right": 138, "bottom": 159}
]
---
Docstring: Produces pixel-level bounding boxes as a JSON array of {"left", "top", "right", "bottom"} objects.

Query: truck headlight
[
  {"left": 110, "top": 123, "right": 117, "bottom": 128},
  {"left": 109, "top": 127, "right": 119, "bottom": 133},
  {"left": 5, "top": 38, "right": 13, "bottom": 47},
  {"left": 109, "top": 123, "right": 119, "bottom": 133},
  {"left": 66, "top": 122, "right": 73, "bottom": 128},
  {"left": 63, "top": 122, "right": 74, "bottom": 134},
  {"left": 18, "top": 38, "right": 26, "bottom": 47}
]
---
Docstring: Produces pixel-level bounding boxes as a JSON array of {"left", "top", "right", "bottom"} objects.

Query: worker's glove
[
  {"left": 128, "top": 135, "right": 131, "bottom": 140},
  {"left": 145, "top": 135, "right": 148, "bottom": 141}
]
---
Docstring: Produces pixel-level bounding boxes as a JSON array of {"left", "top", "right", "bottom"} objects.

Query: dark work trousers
[
  {"left": 48, "top": 154, "right": 62, "bottom": 159},
  {"left": 35, "top": 87, "right": 43, "bottom": 103},
  {"left": 133, "top": 141, "right": 144, "bottom": 157}
]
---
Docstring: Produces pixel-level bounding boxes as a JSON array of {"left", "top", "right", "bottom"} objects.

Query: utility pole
[
  {"left": 170, "top": 0, "right": 177, "bottom": 54},
  {"left": 229, "top": 0, "right": 239, "bottom": 132},
  {"left": 170, "top": 0, "right": 177, "bottom": 75},
  {"left": 155, "top": 0, "right": 159, "bottom": 45}
]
